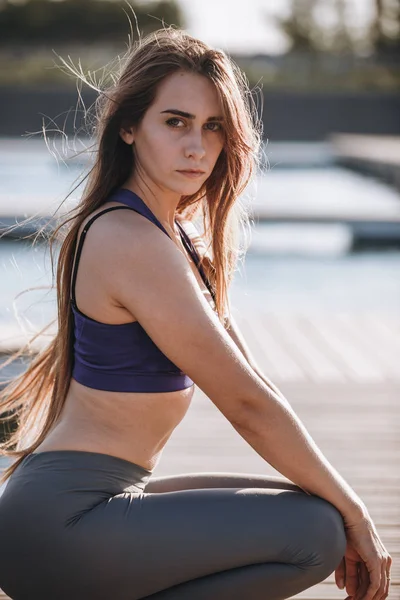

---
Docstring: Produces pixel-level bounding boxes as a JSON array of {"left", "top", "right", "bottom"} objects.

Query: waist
[{"left": 38, "top": 380, "right": 195, "bottom": 471}]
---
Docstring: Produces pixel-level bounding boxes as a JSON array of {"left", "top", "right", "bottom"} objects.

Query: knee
[{"left": 305, "top": 497, "right": 347, "bottom": 577}]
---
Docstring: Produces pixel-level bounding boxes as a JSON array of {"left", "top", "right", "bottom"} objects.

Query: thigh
[
  {"left": 144, "top": 471, "right": 304, "bottom": 493},
  {"left": 75, "top": 480, "right": 344, "bottom": 600}
]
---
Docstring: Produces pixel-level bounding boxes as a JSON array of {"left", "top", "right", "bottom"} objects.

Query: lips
[{"left": 177, "top": 170, "right": 206, "bottom": 174}]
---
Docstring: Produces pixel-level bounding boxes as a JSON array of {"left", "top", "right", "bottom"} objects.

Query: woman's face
[{"left": 121, "top": 70, "right": 225, "bottom": 198}]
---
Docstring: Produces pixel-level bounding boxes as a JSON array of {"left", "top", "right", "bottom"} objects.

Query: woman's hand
[{"left": 335, "top": 509, "right": 392, "bottom": 599}]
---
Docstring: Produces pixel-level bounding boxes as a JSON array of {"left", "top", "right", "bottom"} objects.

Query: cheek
[
  {"left": 209, "top": 137, "right": 224, "bottom": 164},
  {"left": 152, "top": 128, "right": 180, "bottom": 157},
  {"left": 137, "top": 130, "right": 172, "bottom": 168}
]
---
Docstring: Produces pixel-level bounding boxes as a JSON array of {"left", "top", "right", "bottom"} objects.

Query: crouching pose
[{"left": 0, "top": 28, "right": 391, "bottom": 600}]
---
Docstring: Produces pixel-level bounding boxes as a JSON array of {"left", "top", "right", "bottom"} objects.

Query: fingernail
[{"left": 338, "top": 578, "right": 344, "bottom": 589}]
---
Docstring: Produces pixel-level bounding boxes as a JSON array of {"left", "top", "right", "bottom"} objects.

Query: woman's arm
[
  {"left": 224, "top": 311, "right": 366, "bottom": 515},
  {"left": 230, "top": 384, "right": 366, "bottom": 519},
  {"left": 102, "top": 210, "right": 366, "bottom": 522}
]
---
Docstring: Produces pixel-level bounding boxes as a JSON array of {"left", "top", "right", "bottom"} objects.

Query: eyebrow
[{"left": 160, "top": 109, "right": 224, "bottom": 121}]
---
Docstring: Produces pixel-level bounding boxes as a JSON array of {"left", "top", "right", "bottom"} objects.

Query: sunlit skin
[{"left": 119, "top": 70, "right": 225, "bottom": 235}]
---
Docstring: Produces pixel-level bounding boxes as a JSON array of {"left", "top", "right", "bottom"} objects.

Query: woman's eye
[
  {"left": 204, "top": 122, "right": 222, "bottom": 132},
  {"left": 166, "top": 118, "right": 185, "bottom": 128},
  {"left": 165, "top": 118, "right": 222, "bottom": 132}
]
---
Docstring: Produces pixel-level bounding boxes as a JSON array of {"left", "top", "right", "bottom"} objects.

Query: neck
[{"left": 123, "top": 176, "right": 181, "bottom": 234}]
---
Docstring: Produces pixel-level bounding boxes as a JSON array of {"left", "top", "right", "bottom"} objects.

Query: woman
[{"left": 0, "top": 28, "right": 391, "bottom": 600}]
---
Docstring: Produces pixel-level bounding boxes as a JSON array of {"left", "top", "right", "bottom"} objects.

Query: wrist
[{"left": 342, "top": 498, "right": 369, "bottom": 524}]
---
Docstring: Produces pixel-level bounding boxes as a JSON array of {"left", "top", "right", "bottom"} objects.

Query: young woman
[{"left": 0, "top": 28, "right": 391, "bottom": 600}]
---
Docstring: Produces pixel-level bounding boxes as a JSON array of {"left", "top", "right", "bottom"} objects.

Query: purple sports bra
[{"left": 70, "top": 188, "right": 216, "bottom": 393}]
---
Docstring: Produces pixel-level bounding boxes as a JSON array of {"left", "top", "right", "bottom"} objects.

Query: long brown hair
[{"left": 0, "top": 27, "right": 262, "bottom": 483}]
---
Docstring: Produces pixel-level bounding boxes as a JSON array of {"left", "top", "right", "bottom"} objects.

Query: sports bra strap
[
  {"left": 70, "top": 205, "right": 216, "bottom": 307},
  {"left": 71, "top": 206, "right": 135, "bottom": 306},
  {"left": 175, "top": 220, "right": 216, "bottom": 302}
]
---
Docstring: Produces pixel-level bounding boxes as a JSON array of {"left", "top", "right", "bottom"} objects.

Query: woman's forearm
[
  {"left": 250, "top": 366, "right": 292, "bottom": 410},
  {"left": 225, "top": 313, "right": 367, "bottom": 520},
  {"left": 233, "top": 386, "right": 367, "bottom": 522}
]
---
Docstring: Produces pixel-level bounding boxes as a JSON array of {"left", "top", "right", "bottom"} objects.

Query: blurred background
[
  {"left": 0, "top": 2, "right": 399, "bottom": 596},
  {"left": 1, "top": 0, "right": 399, "bottom": 377}
]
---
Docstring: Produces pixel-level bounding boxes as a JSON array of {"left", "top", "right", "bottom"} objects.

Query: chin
[
  {"left": 169, "top": 182, "right": 204, "bottom": 196},
  {"left": 181, "top": 184, "right": 203, "bottom": 195}
]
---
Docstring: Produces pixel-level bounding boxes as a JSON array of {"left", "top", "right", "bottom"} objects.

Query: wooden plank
[
  {"left": 294, "top": 582, "right": 400, "bottom": 599},
  {"left": 235, "top": 311, "right": 400, "bottom": 384}
]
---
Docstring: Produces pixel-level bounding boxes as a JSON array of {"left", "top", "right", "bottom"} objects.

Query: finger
[
  {"left": 335, "top": 557, "right": 346, "bottom": 590},
  {"left": 384, "top": 556, "right": 393, "bottom": 599},
  {"left": 364, "top": 565, "right": 382, "bottom": 600},
  {"left": 371, "top": 560, "right": 388, "bottom": 600},
  {"left": 383, "top": 574, "right": 390, "bottom": 600},
  {"left": 384, "top": 573, "right": 391, "bottom": 599},
  {"left": 376, "top": 559, "right": 390, "bottom": 600},
  {"left": 354, "top": 562, "right": 370, "bottom": 600},
  {"left": 345, "top": 558, "right": 360, "bottom": 598}
]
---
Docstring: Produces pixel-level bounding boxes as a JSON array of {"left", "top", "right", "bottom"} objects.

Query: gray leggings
[{"left": 0, "top": 450, "right": 347, "bottom": 600}]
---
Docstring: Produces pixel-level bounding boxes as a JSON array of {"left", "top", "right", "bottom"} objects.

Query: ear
[{"left": 119, "top": 126, "right": 135, "bottom": 145}]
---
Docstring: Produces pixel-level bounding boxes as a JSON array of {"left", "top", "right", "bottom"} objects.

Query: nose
[{"left": 184, "top": 129, "right": 206, "bottom": 161}]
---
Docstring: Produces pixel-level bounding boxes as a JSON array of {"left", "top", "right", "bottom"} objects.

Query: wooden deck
[{"left": 0, "top": 308, "right": 399, "bottom": 598}]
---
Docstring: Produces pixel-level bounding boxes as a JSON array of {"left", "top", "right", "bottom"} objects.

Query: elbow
[
  {"left": 227, "top": 389, "right": 269, "bottom": 432},
  {"left": 228, "top": 384, "right": 287, "bottom": 433}
]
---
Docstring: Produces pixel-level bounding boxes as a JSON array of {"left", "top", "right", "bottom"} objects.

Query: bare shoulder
[
  {"left": 74, "top": 202, "right": 164, "bottom": 270},
  {"left": 72, "top": 201, "right": 165, "bottom": 280},
  {"left": 77, "top": 202, "right": 151, "bottom": 243},
  {"left": 80, "top": 205, "right": 205, "bottom": 272}
]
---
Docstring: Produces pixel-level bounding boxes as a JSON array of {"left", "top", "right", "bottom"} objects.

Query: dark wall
[
  {"left": 262, "top": 91, "right": 400, "bottom": 140},
  {"left": 1, "top": 86, "right": 400, "bottom": 140}
]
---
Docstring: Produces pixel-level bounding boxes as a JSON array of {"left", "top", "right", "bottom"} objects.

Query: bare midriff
[
  {"left": 34, "top": 379, "right": 195, "bottom": 472},
  {"left": 33, "top": 202, "right": 210, "bottom": 472}
]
